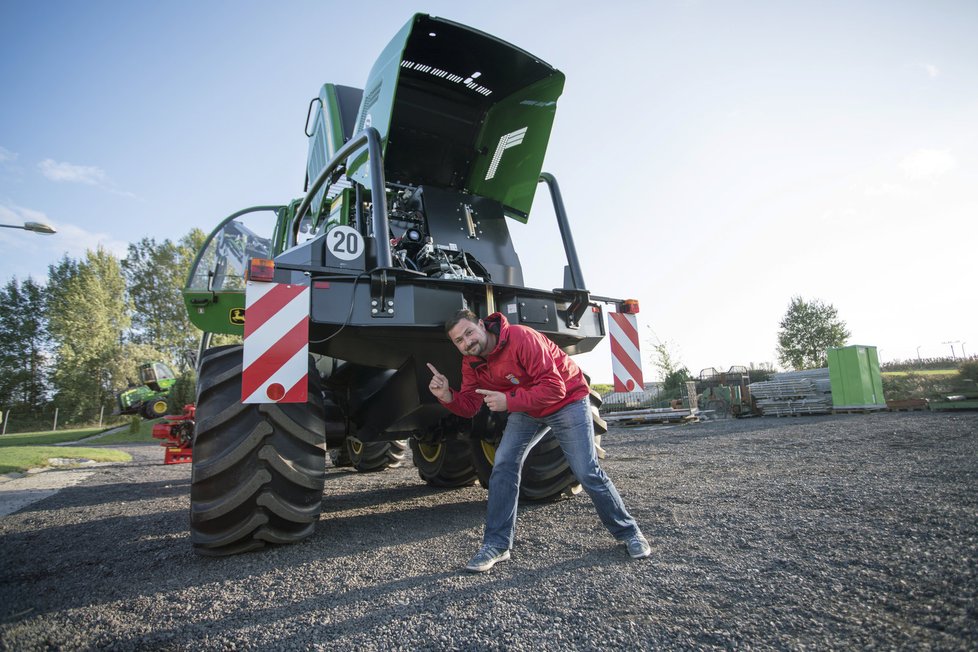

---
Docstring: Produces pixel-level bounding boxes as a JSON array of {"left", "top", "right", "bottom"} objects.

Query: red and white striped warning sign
[
  {"left": 609, "top": 312, "right": 644, "bottom": 393},
  {"left": 241, "top": 281, "right": 310, "bottom": 403}
]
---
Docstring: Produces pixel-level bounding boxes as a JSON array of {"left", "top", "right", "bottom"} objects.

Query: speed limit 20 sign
[{"left": 325, "top": 225, "right": 364, "bottom": 263}]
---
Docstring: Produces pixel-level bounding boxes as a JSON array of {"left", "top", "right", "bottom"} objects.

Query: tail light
[{"left": 248, "top": 258, "right": 275, "bottom": 282}]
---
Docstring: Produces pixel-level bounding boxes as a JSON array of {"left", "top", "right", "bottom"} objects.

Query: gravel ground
[{"left": 1, "top": 410, "right": 976, "bottom": 650}]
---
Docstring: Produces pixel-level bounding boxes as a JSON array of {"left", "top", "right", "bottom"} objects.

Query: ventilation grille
[
  {"left": 357, "top": 83, "right": 383, "bottom": 132},
  {"left": 400, "top": 60, "right": 492, "bottom": 96}
]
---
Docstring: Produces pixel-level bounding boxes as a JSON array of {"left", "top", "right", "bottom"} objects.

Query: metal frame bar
[
  {"left": 182, "top": 205, "right": 286, "bottom": 290},
  {"left": 538, "top": 172, "right": 586, "bottom": 292},
  {"left": 291, "top": 127, "right": 392, "bottom": 269}
]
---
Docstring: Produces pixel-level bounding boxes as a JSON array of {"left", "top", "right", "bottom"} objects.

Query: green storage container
[{"left": 827, "top": 345, "right": 887, "bottom": 410}]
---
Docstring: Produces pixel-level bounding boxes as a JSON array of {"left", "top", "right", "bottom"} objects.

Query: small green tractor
[
  {"left": 115, "top": 361, "right": 176, "bottom": 419},
  {"left": 180, "top": 14, "right": 635, "bottom": 556}
]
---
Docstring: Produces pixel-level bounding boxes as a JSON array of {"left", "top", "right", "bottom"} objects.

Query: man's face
[{"left": 448, "top": 318, "right": 490, "bottom": 357}]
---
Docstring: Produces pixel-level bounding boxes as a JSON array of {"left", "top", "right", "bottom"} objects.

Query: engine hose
[{"left": 309, "top": 272, "right": 369, "bottom": 344}]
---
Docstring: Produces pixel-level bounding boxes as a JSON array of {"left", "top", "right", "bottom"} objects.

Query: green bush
[
  {"left": 959, "top": 360, "right": 978, "bottom": 383},
  {"left": 129, "top": 416, "right": 142, "bottom": 434},
  {"left": 590, "top": 383, "right": 614, "bottom": 396},
  {"left": 882, "top": 356, "right": 960, "bottom": 371},
  {"left": 882, "top": 372, "right": 954, "bottom": 401},
  {"left": 167, "top": 369, "right": 197, "bottom": 415}
]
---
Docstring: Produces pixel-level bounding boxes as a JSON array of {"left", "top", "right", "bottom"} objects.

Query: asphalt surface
[
  {"left": 0, "top": 425, "right": 129, "bottom": 517},
  {"left": 0, "top": 411, "right": 976, "bottom": 650}
]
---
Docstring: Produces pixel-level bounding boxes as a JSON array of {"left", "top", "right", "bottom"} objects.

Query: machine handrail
[
  {"left": 182, "top": 205, "right": 286, "bottom": 291},
  {"left": 291, "top": 127, "right": 392, "bottom": 269},
  {"left": 538, "top": 172, "right": 587, "bottom": 292}
]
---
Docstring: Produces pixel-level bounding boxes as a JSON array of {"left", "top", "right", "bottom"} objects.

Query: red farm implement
[{"left": 151, "top": 405, "right": 195, "bottom": 464}]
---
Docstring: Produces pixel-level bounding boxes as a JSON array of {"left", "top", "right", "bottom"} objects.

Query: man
[{"left": 427, "top": 309, "right": 651, "bottom": 572}]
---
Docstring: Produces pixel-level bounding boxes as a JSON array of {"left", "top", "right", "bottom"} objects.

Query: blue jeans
[{"left": 483, "top": 397, "right": 640, "bottom": 549}]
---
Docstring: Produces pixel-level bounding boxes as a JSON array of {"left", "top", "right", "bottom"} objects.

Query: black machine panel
[{"left": 418, "top": 185, "right": 523, "bottom": 287}]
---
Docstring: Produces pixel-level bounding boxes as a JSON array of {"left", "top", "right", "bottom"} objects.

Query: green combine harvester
[
  {"left": 115, "top": 361, "right": 176, "bottom": 419},
  {"left": 181, "top": 13, "right": 636, "bottom": 556}
]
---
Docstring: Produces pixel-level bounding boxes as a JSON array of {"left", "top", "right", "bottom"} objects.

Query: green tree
[
  {"left": 663, "top": 366, "right": 692, "bottom": 393},
  {"left": 776, "top": 296, "right": 850, "bottom": 370},
  {"left": 959, "top": 360, "right": 978, "bottom": 384},
  {"left": 122, "top": 229, "right": 206, "bottom": 370},
  {"left": 166, "top": 368, "right": 197, "bottom": 414},
  {"left": 47, "top": 248, "right": 132, "bottom": 422},
  {"left": 649, "top": 337, "right": 690, "bottom": 397},
  {"left": 0, "top": 276, "right": 49, "bottom": 410}
]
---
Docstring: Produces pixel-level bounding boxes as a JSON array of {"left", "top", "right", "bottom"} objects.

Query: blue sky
[{"left": 1, "top": 0, "right": 976, "bottom": 383}]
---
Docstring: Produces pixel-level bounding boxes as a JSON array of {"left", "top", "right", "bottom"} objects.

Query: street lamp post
[
  {"left": 942, "top": 341, "right": 960, "bottom": 359},
  {"left": 0, "top": 221, "right": 57, "bottom": 235}
]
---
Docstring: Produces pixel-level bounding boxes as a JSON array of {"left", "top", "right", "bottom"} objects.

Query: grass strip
[
  {"left": 0, "top": 446, "right": 131, "bottom": 475},
  {"left": 0, "top": 428, "right": 108, "bottom": 447},
  {"left": 0, "top": 419, "right": 164, "bottom": 447},
  {"left": 883, "top": 370, "right": 957, "bottom": 378},
  {"left": 94, "top": 419, "right": 162, "bottom": 445}
]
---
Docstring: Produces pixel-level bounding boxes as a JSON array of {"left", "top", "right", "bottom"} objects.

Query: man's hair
[{"left": 445, "top": 309, "right": 479, "bottom": 335}]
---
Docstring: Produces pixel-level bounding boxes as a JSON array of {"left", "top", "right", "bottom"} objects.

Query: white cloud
[
  {"left": 52, "top": 222, "right": 130, "bottom": 259},
  {"left": 35, "top": 157, "right": 138, "bottom": 199},
  {"left": 900, "top": 148, "right": 956, "bottom": 180},
  {"left": 0, "top": 204, "right": 21, "bottom": 223},
  {"left": 0, "top": 146, "right": 17, "bottom": 163},
  {"left": 917, "top": 63, "right": 940, "bottom": 78},
  {"left": 38, "top": 158, "right": 107, "bottom": 185}
]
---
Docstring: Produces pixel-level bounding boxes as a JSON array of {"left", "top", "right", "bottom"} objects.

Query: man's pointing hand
[
  {"left": 427, "top": 363, "right": 453, "bottom": 403},
  {"left": 475, "top": 388, "right": 508, "bottom": 412}
]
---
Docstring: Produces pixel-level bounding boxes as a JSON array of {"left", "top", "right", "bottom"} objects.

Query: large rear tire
[
  {"left": 346, "top": 437, "right": 408, "bottom": 472},
  {"left": 190, "top": 345, "right": 327, "bottom": 556},
  {"left": 410, "top": 438, "right": 477, "bottom": 488},
  {"left": 471, "top": 391, "right": 606, "bottom": 501},
  {"left": 471, "top": 429, "right": 581, "bottom": 501}
]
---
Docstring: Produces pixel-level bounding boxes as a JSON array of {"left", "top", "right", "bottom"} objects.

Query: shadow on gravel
[
  {"left": 309, "top": 499, "right": 487, "bottom": 557},
  {"left": 111, "top": 550, "right": 628, "bottom": 648},
  {"left": 321, "top": 482, "right": 477, "bottom": 514},
  {"left": 0, "top": 486, "right": 490, "bottom": 623},
  {"left": 13, "top": 477, "right": 191, "bottom": 514}
]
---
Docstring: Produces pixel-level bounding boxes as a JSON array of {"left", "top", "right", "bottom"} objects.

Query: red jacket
[{"left": 441, "top": 313, "right": 590, "bottom": 419}]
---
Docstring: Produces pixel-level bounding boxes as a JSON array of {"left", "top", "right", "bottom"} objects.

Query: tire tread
[{"left": 190, "top": 345, "right": 326, "bottom": 556}]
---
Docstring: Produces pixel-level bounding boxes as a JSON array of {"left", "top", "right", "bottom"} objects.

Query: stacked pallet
[
  {"left": 602, "top": 407, "right": 697, "bottom": 425},
  {"left": 749, "top": 369, "right": 832, "bottom": 416}
]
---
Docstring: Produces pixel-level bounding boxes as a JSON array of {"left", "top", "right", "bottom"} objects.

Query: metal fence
[
  {"left": 600, "top": 388, "right": 667, "bottom": 413},
  {"left": 0, "top": 404, "right": 131, "bottom": 435}
]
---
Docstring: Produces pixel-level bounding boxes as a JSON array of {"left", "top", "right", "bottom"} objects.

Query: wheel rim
[
  {"left": 152, "top": 400, "right": 167, "bottom": 415},
  {"left": 479, "top": 440, "right": 496, "bottom": 465},
  {"left": 417, "top": 442, "right": 442, "bottom": 463},
  {"left": 349, "top": 438, "right": 364, "bottom": 455}
]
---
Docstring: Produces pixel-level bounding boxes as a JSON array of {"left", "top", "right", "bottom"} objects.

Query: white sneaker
[
  {"left": 625, "top": 533, "right": 651, "bottom": 559},
  {"left": 465, "top": 545, "right": 511, "bottom": 572}
]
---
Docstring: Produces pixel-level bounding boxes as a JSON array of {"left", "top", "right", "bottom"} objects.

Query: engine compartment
[{"left": 384, "top": 185, "right": 524, "bottom": 286}]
